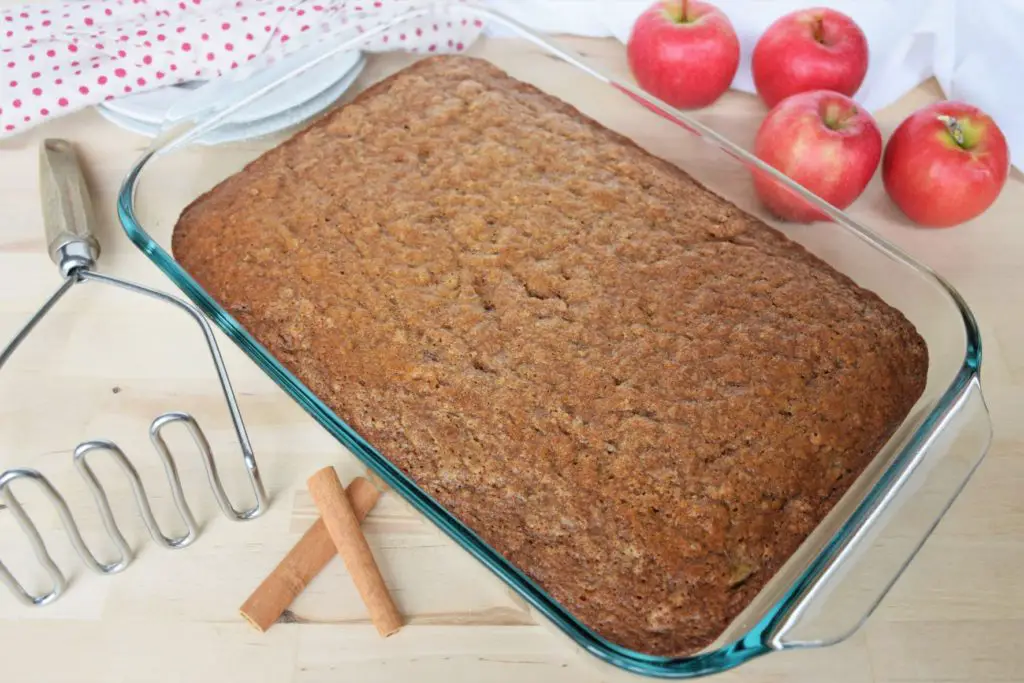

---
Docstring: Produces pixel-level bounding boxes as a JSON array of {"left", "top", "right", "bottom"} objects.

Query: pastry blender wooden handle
[{"left": 38, "top": 138, "right": 100, "bottom": 276}]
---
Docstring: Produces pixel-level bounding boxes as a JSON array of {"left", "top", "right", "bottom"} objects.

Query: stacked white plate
[{"left": 96, "top": 44, "right": 366, "bottom": 145}]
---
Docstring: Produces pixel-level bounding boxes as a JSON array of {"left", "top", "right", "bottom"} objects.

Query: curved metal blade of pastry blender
[{"left": 0, "top": 139, "right": 269, "bottom": 608}]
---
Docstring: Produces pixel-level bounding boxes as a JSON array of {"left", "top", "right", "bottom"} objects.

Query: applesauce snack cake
[{"left": 171, "top": 55, "right": 929, "bottom": 657}]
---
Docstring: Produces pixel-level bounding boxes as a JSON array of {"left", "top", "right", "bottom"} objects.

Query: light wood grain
[{"left": 1, "top": 31, "right": 1022, "bottom": 683}]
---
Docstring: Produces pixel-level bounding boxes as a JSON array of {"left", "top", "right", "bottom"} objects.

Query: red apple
[
  {"left": 882, "top": 101, "right": 1009, "bottom": 228},
  {"left": 752, "top": 90, "right": 882, "bottom": 223},
  {"left": 752, "top": 7, "right": 869, "bottom": 109},
  {"left": 626, "top": 0, "right": 740, "bottom": 110}
]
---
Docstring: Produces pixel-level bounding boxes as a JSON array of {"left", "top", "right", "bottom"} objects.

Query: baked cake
[{"left": 171, "top": 55, "right": 929, "bottom": 656}]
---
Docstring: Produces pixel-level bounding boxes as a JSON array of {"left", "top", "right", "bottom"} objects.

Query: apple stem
[
  {"left": 937, "top": 114, "right": 967, "bottom": 149},
  {"left": 681, "top": 0, "right": 689, "bottom": 22},
  {"left": 822, "top": 102, "right": 853, "bottom": 131},
  {"left": 812, "top": 16, "right": 825, "bottom": 43}
]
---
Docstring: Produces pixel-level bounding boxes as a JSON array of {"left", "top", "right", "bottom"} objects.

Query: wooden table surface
[{"left": 1, "top": 35, "right": 1022, "bottom": 683}]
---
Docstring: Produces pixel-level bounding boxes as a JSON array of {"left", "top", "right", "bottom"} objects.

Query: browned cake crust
[{"left": 171, "top": 55, "right": 928, "bottom": 657}]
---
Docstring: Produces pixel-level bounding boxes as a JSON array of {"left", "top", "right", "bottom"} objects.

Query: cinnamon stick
[
  {"left": 307, "top": 466, "right": 404, "bottom": 637},
  {"left": 239, "top": 476, "right": 381, "bottom": 633}
]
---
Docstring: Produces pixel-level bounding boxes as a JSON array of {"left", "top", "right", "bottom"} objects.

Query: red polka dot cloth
[{"left": 0, "top": 0, "right": 484, "bottom": 138}]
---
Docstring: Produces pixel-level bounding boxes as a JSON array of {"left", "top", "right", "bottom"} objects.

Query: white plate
[
  {"left": 100, "top": 44, "right": 363, "bottom": 126},
  {"left": 95, "top": 54, "right": 366, "bottom": 145}
]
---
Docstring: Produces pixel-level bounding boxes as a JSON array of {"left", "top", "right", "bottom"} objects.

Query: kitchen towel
[
  {"left": 0, "top": 0, "right": 1020, "bottom": 170},
  {"left": 0, "top": 0, "right": 484, "bottom": 137}
]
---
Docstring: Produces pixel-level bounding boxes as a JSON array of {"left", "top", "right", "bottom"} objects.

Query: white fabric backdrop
[{"left": 483, "top": 0, "right": 1022, "bottom": 170}]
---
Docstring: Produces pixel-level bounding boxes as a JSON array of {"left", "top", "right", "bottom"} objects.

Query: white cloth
[{"left": 484, "top": 0, "right": 1022, "bottom": 170}]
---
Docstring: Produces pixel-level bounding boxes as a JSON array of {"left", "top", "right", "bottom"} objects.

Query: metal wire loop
[
  {"left": 73, "top": 435, "right": 199, "bottom": 551},
  {"left": 0, "top": 408, "right": 266, "bottom": 607},
  {"left": 0, "top": 467, "right": 130, "bottom": 608}
]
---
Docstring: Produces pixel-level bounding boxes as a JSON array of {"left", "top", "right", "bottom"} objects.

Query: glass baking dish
[{"left": 115, "top": 2, "right": 992, "bottom": 678}]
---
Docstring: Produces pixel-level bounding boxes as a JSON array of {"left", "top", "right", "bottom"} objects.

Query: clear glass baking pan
[{"left": 115, "top": 1, "right": 992, "bottom": 678}]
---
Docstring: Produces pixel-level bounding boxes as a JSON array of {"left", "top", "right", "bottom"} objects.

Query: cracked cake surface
[{"left": 171, "top": 55, "right": 929, "bottom": 657}]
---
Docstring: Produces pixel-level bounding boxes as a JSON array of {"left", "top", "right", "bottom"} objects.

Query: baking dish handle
[{"left": 765, "top": 372, "right": 992, "bottom": 650}]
